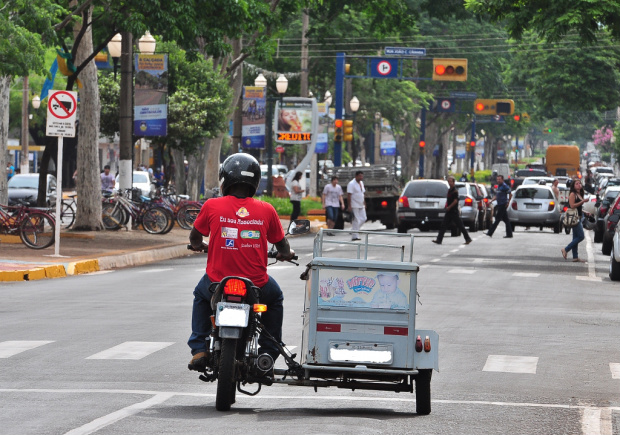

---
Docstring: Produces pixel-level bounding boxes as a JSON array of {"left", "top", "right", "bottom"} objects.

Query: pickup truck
[{"left": 322, "top": 165, "right": 401, "bottom": 230}]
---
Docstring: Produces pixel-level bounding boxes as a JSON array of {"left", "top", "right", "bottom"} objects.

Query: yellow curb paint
[
  {"left": 25, "top": 268, "right": 47, "bottom": 281},
  {"left": 45, "top": 264, "right": 67, "bottom": 279},
  {"left": 0, "top": 270, "right": 26, "bottom": 281},
  {"left": 0, "top": 235, "right": 22, "bottom": 244},
  {"left": 70, "top": 259, "right": 99, "bottom": 275}
]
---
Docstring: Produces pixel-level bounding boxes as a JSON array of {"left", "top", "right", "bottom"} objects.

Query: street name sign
[
  {"left": 384, "top": 47, "right": 426, "bottom": 56},
  {"left": 46, "top": 90, "right": 77, "bottom": 137}
]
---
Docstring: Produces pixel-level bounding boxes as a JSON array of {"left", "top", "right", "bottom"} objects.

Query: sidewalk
[{"left": 0, "top": 219, "right": 326, "bottom": 282}]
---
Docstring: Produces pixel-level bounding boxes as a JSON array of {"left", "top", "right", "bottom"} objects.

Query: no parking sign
[{"left": 46, "top": 90, "right": 77, "bottom": 137}]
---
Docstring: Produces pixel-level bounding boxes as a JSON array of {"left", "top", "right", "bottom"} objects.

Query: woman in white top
[{"left": 289, "top": 171, "right": 303, "bottom": 220}]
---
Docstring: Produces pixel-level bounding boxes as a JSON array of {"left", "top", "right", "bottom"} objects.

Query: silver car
[{"left": 507, "top": 185, "right": 561, "bottom": 233}]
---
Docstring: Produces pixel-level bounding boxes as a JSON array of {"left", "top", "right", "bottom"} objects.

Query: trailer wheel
[{"left": 415, "top": 369, "right": 432, "bottom": 415}]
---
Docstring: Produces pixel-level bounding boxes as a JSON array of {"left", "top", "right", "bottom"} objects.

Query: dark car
[
  {"left": 593, "top": 186, "right": 620, "bottom": 243},
  {"left": 396, "top": 179, "right": 449, "bottom": 233},
  {"left": 510, "top": 168, "right": 548, "bottom": 190},
  {"left": 8, "top": 173, "right": 57, "bottom": 207},
  {"left": 602, "top": 194, "right": 620, "bottom": 255}
]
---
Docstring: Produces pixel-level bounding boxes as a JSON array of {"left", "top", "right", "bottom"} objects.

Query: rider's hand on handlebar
[
  {"left": 276, "top": 249, "right": 296, "bottom": 262},
  {"left": 188, "top": 242, "right": 208, "bottom": 252}
]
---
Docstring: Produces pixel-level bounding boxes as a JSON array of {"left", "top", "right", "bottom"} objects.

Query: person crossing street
[
  {"left": 485, "top": 174, "right": 513, "bottom": 238},
  {"left": 432, "top": 176, "right": 472, "bottom": 245}
]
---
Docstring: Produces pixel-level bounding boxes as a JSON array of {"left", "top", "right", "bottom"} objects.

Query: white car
[
  {"left": 507, "top": 185, "right": 561, "bottom": 233},
  {"left": 115, "top": 171, "right": 155, "bottom": 197}
]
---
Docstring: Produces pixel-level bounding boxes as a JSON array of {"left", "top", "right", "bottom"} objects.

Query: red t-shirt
[{"left": 193, "top": 196, "right": 285, "bottom": 287}]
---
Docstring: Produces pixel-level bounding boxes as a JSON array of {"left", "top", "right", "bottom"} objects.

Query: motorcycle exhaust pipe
[{"left": 256, "top": 353, "right": 274, "bottom": 373}]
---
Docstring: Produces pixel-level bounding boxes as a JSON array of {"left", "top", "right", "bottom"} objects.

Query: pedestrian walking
[
  {"left": 485, "top": 175, "right": 513, "bottom": 238},
  {"left": 347, "top": 171, "right": 366, "bottom": 241},
  {"left": 289, "top": 171, "right": 303, "bottom": 221},
  {"left": 561, "top": 179, "right": 587, "bottom": 262},
  {"left": 551, "top": 179, "right": 560, "bottom": 200},
  {"left": 322, "top": 175, "right": 344, "bottom": 235},
  {"left": 432, "top": 176, "right": 472, "bottom": 245}
]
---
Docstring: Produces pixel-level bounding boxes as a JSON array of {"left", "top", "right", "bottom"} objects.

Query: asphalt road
[{"left": 1, "top": 223, "right": 619, "bottom": 435}]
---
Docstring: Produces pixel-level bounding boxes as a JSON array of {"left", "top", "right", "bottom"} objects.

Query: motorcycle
[{"left": 190, "top": 219, "right": 311, "bottom": 411}]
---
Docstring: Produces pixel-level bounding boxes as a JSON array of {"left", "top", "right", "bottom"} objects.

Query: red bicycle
[{"left": 0, "top": 198, "right": 56, "bottom": 249}]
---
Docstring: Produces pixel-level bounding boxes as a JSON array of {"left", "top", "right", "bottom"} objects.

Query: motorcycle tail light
[
  {"left": 464, "top": 197, "right": 473, "bottom": 206},
  {"left": 253, "top": 304, "right": 267, "bottom": 313},
  {"left": 563, "top": 206, "right": 568, "bottom": 212},
  {"left": 483, "top": 198, "right": 489, "bottom": 204},
  {"left": 381, "top": 200, "right": 388, "bottom": 208},
  {"left": 223, "top": 278, "right": 247, "bottom": 296},
  {"left": 511, "top": 202, "right": 517, "bottom": 210},
  {"left": 548, "top": 201, "right": 555, "bottom": 211},
  {"left": 399, "top": 196, "right": 410, "bottom": 208}
]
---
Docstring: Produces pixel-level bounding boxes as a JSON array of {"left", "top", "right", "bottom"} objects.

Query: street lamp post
[
  {"left": 254, "top": 73, "right": 288, "bottom": 196},
  {"left": 348, "top": 96, "right": 360, "bottom": 164}
]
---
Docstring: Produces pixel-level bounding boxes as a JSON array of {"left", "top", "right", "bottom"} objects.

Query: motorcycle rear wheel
[{"left": 215, "top": 338, "right": 237, "bottom": 411}]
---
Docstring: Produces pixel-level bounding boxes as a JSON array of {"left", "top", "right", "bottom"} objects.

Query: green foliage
[
  {"left": 258, "top": 196, "right": 323, "bottom": 216},
  {"left": 98, "top": 72, "right": 120, "bottom": 140}
]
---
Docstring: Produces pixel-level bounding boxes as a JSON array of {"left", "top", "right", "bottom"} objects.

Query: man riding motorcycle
[{"left": 187, "top": 153, "right": 295, "bottom": 372}]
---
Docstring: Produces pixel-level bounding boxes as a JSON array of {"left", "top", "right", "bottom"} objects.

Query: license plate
[
  {"left": 417, "top": 202, "right": 434, "bottom": 207},
  {"left": 526, "top": 204, "right": 541, "bottom": 209},
  {"left": 438, "top": 213, "right": 445, "bottom": 217},
  {"left": 328, "top": 342, "right": 393, "bottom": 364},
  {"left": 215, "top": 302, "right": 250, "bottom": 327}
]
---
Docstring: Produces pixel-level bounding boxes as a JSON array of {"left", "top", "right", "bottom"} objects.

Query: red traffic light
[
  {"left": 334, "top": 119, "right": 343, "bottom": 128},
  {"left": 513, "top": 115, "right": 521, "bottom": 121},
  {"left": 435, "top": 65, "right": 446, "bottom": 76},
  {"left": 419, "top": 140, "right": 426, "bottom": 148},
  {"left": 475, "top": 102, "right": 485, "bottom": 112},
  {"left": 470, "top": 141, "right": 475, "bottom": 148}
]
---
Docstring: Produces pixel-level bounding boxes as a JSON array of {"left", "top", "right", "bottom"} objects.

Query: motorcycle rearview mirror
[{"left": 287, "top": 219, "right": 311, "bottom": 235}]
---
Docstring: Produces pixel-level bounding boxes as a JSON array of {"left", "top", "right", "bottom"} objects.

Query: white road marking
[
  {"left": 483, "top": 355, "right": 538, "bottom": 374},
  {"left": 83, "top": 270, "right": 115, "bottom": 276},
  {"left": 441, "top": 253, "right": 450, "bottom": 257},
  {"left": 136, "top": 268, "right": 174, "bottom": 273},
  {"left": 450, "top": 249, "right": 459, "bottom": 253},
  {"left": 63, "top": 393, "right": 174, "bottom": 435},
  {"left": 0, "top": 341, "right": 54, "bottom": 358},
  {"left": 512, "top": 272, "right": 540, "bottom": 278},
  {"left": 585, "top": 232, "right": 597, "bottom": 279},
  {"left": 430, "top": 258, "right": 441, "bottom": 262},
  {"left": 576, "top": 276, "right": 602, "bottom": 282},
  {"left": 610, "top": 363, "right": 620, "bottom": 379},
  {"left": 323, "top": 247, "right": 336, "bottom": 252},
  {"left": 85, "top": 341, "right": 174, "bottom": 360},
  {"left": 582, "top": 407, "right": 613, "bottom": 435},
  {"left": 448, "top": 268, "right": 476, "bottom": 274},
  {"left": 194, "top": 268, "right": 206, "bottom": 272}
]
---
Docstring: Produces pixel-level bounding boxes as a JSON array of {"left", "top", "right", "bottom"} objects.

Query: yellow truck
[{"left": 545, "top": 145, "right": 581, "bottom": 178}]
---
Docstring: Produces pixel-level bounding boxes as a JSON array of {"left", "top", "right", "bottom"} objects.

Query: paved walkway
[{"left": 0, "top": 219, "right": 326, "bottom": 282}]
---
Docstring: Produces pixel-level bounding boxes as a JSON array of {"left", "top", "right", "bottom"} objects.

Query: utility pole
[
  {"left": 301, "top": 9, "right": 318, "bottom": 196},
  {"left": 118, "top": 31, "right": 133, "bottom": 191},
  {"left": 20, "top": 76, "right": 29, "bottom": 174}
]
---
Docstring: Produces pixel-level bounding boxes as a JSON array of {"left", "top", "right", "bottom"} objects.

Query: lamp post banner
[
  {"left": 241, "top": 86, "right": 266, "bottom": 149},
  {"left": 379, "top": 118, "right": 396, "bottom": 156},
  {"left": 133, "top": 53, "right": 168, "bottom": 136},
  {"left": 315, "top": 102, "right": 329, "bottom": 153},
  {"left": 274, "top": 98, "right": 316, "bottom": 145}
]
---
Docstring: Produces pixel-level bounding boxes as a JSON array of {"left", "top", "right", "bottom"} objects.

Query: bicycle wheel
[
  {"left": 59, "top": 200, "right": 76, "bottom": 229},
  {"left": 142, "top": 207, "right": 171, "bottom": 234},
  {"left": 160, "top": 207, "right": 175, "bottom": 234},
  {"left": 102, "top": 202, "right": 124, "bottom": 230},
  {"left": 19, "top": 212, "right": 55, "bottom": 249},
  {"left": 176, "top": 203, "right": 200, "bottom": 230}
]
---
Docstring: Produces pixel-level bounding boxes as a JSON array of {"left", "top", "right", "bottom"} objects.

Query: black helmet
[{"left": 219, "top": 153, "right": 261, "bottom": 196}]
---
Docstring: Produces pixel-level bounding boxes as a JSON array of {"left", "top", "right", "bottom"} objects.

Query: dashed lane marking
[
  {"left": 512, "top": 272, "right": 540, "bottom": 278},
  {"left": 450, "top": 249, "right": 459, "bottom": 253},
  {"left": 483, "top": 355, "right": 538, "bottom": 374},
  {"left": 448, "top": 268, "right": 476, "bottom": 274},
  {"left": 136, "top": 268, "right": 174, "bottom": 273},
  {"left": 610, "top": 363, "right": 620, "bottom": 379},
  {"left": 441, "top": 253, "right": 450, "bottom": 257},
  {"left": 0, "top": 341, "right": 54, "bottom": 358},
  {"left": 430, "top": 258, "right": 441, "bottom": 262},
  {"left": 85, "top": 341, "right": 174, "bottom": 360}
]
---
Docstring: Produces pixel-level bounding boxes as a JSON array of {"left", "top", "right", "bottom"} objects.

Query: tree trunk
[
  {"left": 0, "top": 76, "right": 10, "bottom": 205},
  {"left": 187, "top": 144, "right": 208, "bottom": 200},
  {"left": 171, "top": 147, "right": 186, "bottom": 195},
  {"left": 72, "top": 5, "right": 103, "bottom": 230}
]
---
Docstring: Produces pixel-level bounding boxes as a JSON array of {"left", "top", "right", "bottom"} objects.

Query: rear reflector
[
  {"left": 317, "top": 323, "right": 341, "bottom": 332},
  {"left": 384, "top": 326, "right": 408, "bottom": 336},
  {"left": 415, "top": 335, "right": 423, "bottom": 352},
  {"left": 424, "top": 336, "right": 431, "bottom": 352}
]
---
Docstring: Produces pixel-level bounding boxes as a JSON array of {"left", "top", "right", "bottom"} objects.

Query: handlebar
[{"left": 268, "top": 250, "right": 298, "bottom": 261}]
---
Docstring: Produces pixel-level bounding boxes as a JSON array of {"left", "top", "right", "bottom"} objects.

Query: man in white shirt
[
  {"left": 322, "top": 175, "right": 345, "bottom": 235},
  {"left": 347, "top": 171, "right": 366, "bottom": 241},
  {"left": 100, "top": 165, "right": 115, "bottom": 193}
]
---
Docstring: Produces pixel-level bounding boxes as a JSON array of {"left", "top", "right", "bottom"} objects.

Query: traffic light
[
  {"left": 542, "top": 127, "right": 552, "bottom": 134},
  {"left": 343, "top": 120, "right": 354, "bottom": 141},
  {"left": 432, "top": 58, "right": 468, "bottom": 81},
  {"left": 513, "top": 114, "right": 521, "bottom": 122},
  {"left": 334, "top": 119, "right": 343, "bottom": 141},
  {"left": 419, "top": 140, "right": 426, "bottom": 148},
  {"left": 470, "top": 141, "right": 475, "bottom": 150},
  {"left": 473, "top": 99, "right": 514, "bottom": 115}
]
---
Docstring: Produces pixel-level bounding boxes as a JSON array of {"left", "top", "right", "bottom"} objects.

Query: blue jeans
[
  {"left": 325, "top": 206, "right": 339, "bottom": 222},
  {"left": 188, "top": 274, "right": 284, "bottom": 360},
  {"left": 565, "top": 220, "right": 585, "bottom": 259}
]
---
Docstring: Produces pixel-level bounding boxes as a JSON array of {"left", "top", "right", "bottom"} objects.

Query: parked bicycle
[
  {"left": 151, "top": 186, "right": 204, "bottom": 230},
  {"left": 0, "top": 198, "right": 56, "bottom": 249},
  {"left": 49, "top": 195, "right": 77, "bottom": 230},
  {"left": 101, "top": 188, "right": 173, "bottom": 234}
]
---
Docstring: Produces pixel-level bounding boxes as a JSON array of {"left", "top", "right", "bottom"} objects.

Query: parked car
[
  {"left": 601, "top": 195, "right": 620, "bottom": 255},
  {"left": 507, "top": 185, "right": 561, "bottom": 233},
  {"left": 115, "top": 171, "right": 155, "bottom": 197},
  {"left": 522, "top": 176, "right": 555, "bottom": 186},
  {"left": 609, "top": 213, "right": 620, "bottom": 280},
  {"left": 8, "top": 173, "right": 57, "bottom": 207},
  {"left": 454, "top": 182, "right": 487, "bottom": 232},
  {"left": 396, "top": 179, "right": 449, "bottom": 233},
  {"left": 593, "top": 186, "right": 620, "bottom": 243},
  {"left": 591, "top": 166, "right": 614, "bottom": 182}
]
